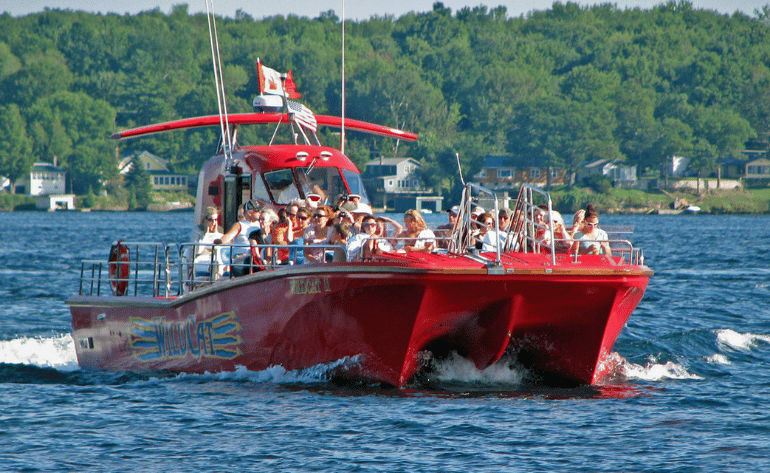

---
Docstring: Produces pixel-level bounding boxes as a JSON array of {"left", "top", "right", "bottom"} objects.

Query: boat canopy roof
[{"left": 111, "top": 113, "right": 418, "bottom": 142}]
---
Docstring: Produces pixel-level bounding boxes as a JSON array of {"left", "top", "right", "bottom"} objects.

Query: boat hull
[{"left": 69, "top": 257, "right": 650, "bottom": 387}]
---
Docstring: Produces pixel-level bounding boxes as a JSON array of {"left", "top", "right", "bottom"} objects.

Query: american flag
[{"left": 287, "top": 100, "right": 317, "bottom": 133}]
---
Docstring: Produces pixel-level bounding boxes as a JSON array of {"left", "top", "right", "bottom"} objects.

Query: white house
[
  {"left": 579, "top": 159, "right": 637, "bottom": 187},
  {"left": 362, "top": 157, "right": 432, "bottom": 209},
  {"left": 668, "top": 156, "right": 691, "bottom": 177},
  {"left": 15, "top": 162, "right": 67, "bottom": 196}
]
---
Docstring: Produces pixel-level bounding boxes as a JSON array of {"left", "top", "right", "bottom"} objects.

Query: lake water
[{"left": 1, "top": 211, "right": 769, "bottom": 471}]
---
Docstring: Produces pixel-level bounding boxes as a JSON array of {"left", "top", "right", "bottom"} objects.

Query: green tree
[
  {"left": 0, "top": 104, "right": 33, "bottom": 194},
  {"left": 124, "top": 158, "right": 152, "bottom": 209}
]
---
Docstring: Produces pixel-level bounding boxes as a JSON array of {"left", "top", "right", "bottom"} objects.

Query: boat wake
[
  {"left": 715, "top": 328, "right": 770, "bottom": 352},
  {"left": 0, "top": 334, "right": 79, "bottom": 371},
  {"left": 172, "top": 356, "right": 364, "bottom": 385},
  {"left": 426, "top": 351, "right": 528, "bottom": 386},
  {"left": 597, "top": 352, "right": 703, "bottom": 382}
]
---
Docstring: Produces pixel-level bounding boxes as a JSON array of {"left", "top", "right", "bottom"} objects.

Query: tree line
[{"left": 0, "top": 1, "right": 768, "bottom": 197}]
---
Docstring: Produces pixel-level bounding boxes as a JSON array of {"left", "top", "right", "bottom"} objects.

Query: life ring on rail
[{"left": 108, "top": 240, "right": 130, "bottom": 296}]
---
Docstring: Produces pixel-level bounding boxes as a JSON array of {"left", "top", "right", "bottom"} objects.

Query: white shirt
[
  {"left": 411, "top": 229, "right": 436, "bottom": 250},
  {"left": 481, "top": 230, "right": 507, "bottom": 252}
]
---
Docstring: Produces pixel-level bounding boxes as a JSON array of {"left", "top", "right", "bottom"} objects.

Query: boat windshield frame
[
  {"left": 295, "top": 165, "right": 350, "bottom": 206},
  {"left": 263, "top": 168, "right": 301, "bottom": 204}
]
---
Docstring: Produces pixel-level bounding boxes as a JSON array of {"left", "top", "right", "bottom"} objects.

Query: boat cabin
[{"left": 194, "top": 143, "right": 371, "bottom": 233}]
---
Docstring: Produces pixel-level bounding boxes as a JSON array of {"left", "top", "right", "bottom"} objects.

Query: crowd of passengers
[
  {"left": 191, "top": 195, "right": 611, "bottom": 278},
  {"left": 458, "top": 203, "right": 612, "bottom": 257}
]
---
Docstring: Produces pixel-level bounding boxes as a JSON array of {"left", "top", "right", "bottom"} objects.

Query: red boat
[{"left": 68, "top": 60, "right": 651, "bottom": 387}]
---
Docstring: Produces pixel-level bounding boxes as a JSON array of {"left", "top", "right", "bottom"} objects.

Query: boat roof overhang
[{"left": 240, "top": 145, "right": 358, "bottom": 173}]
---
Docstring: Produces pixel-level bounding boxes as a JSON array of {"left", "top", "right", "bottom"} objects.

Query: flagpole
[{"left": 341, "top": 0, "right": 346, "bottom": 154}]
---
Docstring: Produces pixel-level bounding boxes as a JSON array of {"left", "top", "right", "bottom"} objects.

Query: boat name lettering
[
  {"left": 129, "top": 312, "right": 243, "bottom": 362},
  {"left": 289, "top": 277, "right": 331, "bottom": 295}
]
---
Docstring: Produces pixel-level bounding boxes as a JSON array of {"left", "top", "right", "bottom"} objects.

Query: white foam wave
[
  {"left": 716, "top": 329, "right": 770, "bottom": 352},
  {"left": 432, "top": 352, "right": 526, "bottom": 385},
  {"left": 173, "top": 355, "right": 362, "bottom": 385},
  {"left": 704, "top": 353, "right": 731, "bottom": 365},
  {"left": 623, "top": 358, "right": 703, "bottom": 381},
  {"left": 600, "top": 352, "right": 702, "bottom": 382},
  {"left": 0, "top": 334, "right": 79, "bottom": 371}
]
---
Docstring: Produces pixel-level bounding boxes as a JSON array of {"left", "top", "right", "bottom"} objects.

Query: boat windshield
[
  {"left": 296, "top": 166, "right": 348, "bottom": 206},
  {"left": 264, "top": 168, "right": 300, "bottom": 204},
  {"left": 341, "top": 169, "right": 370, "bottom": 204}
]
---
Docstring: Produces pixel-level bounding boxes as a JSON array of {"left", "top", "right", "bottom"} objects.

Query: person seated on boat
[
  {"left": 498, "top": 208, "right": 513, "bottom": 232},
  {"left": 470, "top": 205, "right": 485, "bottom": 229},
  {"left": 255, "top": 208, "right": 280, "bottom": 266},
  {"left": 191, "top": 206, "right": 225, "bottom": 278},
  {"left": 471, "top": 212, "right": 507, "bottom": 252},
  {"left": 435, "top": 205, "right": 459, "bottom": 249},
  {"left": 304, "top": 206, "right": 333, "bottom": 264},
  {"left": 374, "top": 215, "right": 402, "bottom": 241},
  {"left": 344, "top": 201, "right": 374, "bottom": 233},
  {"left": 396, "top": 209, "right": 436, "bottom": 253},
  {"left": 569, "top": 208, "right": 612, "bottom": 256},
  {"left": 326, "top": 222, "right": 352, "bottom": 262},
  {"left": 219, "top": 199, "right": 262, "bottom": 273},
  {"left": 533, "top": 207, "right": 570, "bottom": 253},
  {"left": 331, "top": 209, "right": 355, "bottom": 229},
  {"left": 286, "top": 207, "right": 311, "bottom": 265},
  {"left": 347, "top": 215, "right": 394, "bottom": 261},
  {"left": 269, "top": 207, "right": 294, "bottom": 264}
]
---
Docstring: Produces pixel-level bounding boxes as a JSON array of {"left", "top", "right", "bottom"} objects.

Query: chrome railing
[
  {"left": 446, "top": 183, "right": 645, "bottom": 267},
  {"left": 78, "top": 241, "right": 347, "bottom": 297}
]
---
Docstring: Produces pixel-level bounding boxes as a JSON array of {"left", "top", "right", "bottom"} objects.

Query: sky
[{"left": 1, "top": 0, "right": 768, "bottom": 20}]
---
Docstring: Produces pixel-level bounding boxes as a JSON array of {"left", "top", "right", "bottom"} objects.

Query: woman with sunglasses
[
  {"left": 304, "top": 206, "right": 332, "bottom": 263},
  {"left": 569, "top": 208, "right": 612, "bottom": 256},
  {"left": 396, "top": 209, "right": 436, "bottom": 253},
  {"left": 472, "top": 212, "right": 506, "bottom": 252},
  {"left": 347, "top": 214, "right": 393, "bottom": 261},
  {"left": 191, "top": 206, "right": 225, "bottom": 279}
]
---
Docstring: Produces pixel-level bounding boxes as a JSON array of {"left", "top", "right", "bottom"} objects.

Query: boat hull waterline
[{"left": 69, "top": 254, "right": 650, "bottom": 387}]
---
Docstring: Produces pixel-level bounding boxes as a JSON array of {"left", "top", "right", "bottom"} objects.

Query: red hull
[{"left": 69, "top": 253, "right": 650, "bottom": 387}]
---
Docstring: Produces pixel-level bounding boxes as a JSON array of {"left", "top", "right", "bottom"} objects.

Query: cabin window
[
  {"left": 263, "top": 169, "right": 300, "bottom": 204},
  {"left": 296, "top": 166, "right": 346, "bottom": 206},
  {"left": 341, "top": 169, "right": 370, "bottom": 203},
  {"left": 251, "top": 174, "right": 270, "bottom": 202},
  {"left": 498, "top": 169, "right": 511, "bottom": 178}
]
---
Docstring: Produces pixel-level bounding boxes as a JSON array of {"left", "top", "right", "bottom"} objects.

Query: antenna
[
  {"left": 455, "top": 152, "right": 465, "bottom": 186},
  {"left": 340, "top": 0, "right": 346, "bottom": 154},
  {"left": 205, "top": 0, "right": 233, "bottom": 167}
]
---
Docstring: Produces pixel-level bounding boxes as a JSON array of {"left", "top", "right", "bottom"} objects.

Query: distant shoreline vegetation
[
  {"left": 0, "top": 3, "right": 769, "bottom": 207},
  {"left": 2, "top": 188, "right": 768, "bottom": 214}
]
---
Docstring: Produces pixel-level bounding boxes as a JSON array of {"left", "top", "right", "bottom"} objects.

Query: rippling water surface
[{"left": 1, "top": 211, "right": 768, "bottom": 472}]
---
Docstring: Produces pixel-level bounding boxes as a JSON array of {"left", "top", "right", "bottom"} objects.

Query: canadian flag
[{"left": 257, "top": 59, "right": 301, "bottom": 99}]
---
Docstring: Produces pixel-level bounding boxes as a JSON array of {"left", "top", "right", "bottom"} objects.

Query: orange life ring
[{"left": 108, "top": 241, "right": 130, "bottom": 296}]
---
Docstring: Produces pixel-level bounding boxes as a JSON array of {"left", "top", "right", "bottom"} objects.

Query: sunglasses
[
  {"left": 363, "top": 222, "right": 377, "bottom": 227},
  {"left": 206, "top": 216, "right": 217, "bottom": 221},
  {"left": 297, "top": 215, "right": 309, "bottom": 220},
  {"left": 313, "top": 214, "right": 325, "bottom": 218},
  {"left": 286, "top": 212, "right": 297, "bottom": 217}
]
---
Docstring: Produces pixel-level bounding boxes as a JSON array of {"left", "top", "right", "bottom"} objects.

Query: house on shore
[
  {"left": 578, "top": 159, "right": 638, "bottom": 188},
  {"left": 119, "top": 151, "right": 192, "bottom": 191},
  {"left": 744, "top": 157, "right": 770, "bottom": 186},
  {"left": 473, "top": 155, "right": 567, "bottom": 190},
  {"left": 10, "top": 160, "right": 76, "bottom": 210},
  {"left": 362, "top": 157, "right": 440, "bottom": 211}
]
